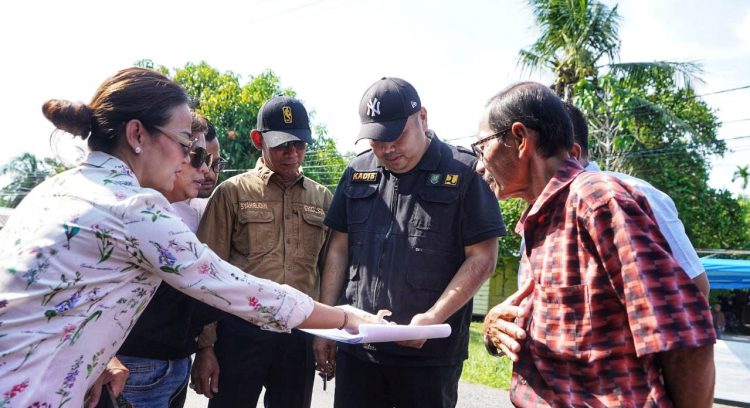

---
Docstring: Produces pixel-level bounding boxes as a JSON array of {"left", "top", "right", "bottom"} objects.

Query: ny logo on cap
[
  {"left": 282, "top": 106, "right": 293, "bottom": 123},
  {"left": 411, "top": 101, "right": 418, "bottom": 108},
  {"left": 367, "top": 98, "right": 381, "bottom": 117}
]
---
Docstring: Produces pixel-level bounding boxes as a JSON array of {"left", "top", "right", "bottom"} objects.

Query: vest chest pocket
[
  {"left": 238, "top": 210, "right": 276, "bottom": 255},
  {"left": 344, "top": 183, "right": 378, "bottom": 228},
  {"left": 409, "top": 188, "right": 459, "bottom": 235}
]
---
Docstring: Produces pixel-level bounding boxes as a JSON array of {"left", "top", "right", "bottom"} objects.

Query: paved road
[
  {"left": 183, "top": 376, "right": 743, "bottom": 408},
  {"left": 183, "top": 377, "right": 513, "bottom": 408}
]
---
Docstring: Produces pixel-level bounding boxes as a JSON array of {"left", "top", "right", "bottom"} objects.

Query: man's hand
[
  {"left": 191, "top": 346, "right": 220, "bottom": 398},
  {"left": 312, "top": 337, "right": 337, "bottom": 380},
  {"left": 85, "top": 356, "right": 129, "bottom": 408},
  {"left": 396, "top": 312, "right": 439, "bottom": 349},
  {"left": 483, "top": 278, "right": 534, "bottom": 362}
]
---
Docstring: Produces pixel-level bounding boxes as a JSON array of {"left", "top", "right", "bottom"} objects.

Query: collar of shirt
[
  {"left": 254, "top": 157, "right": 307, "bottom": 189},
  {"left": 515, "top": 158, "right": 584, "bottom": 235},
  {"left": 82, "top": 150, "right": 140, "bottom": 187}
]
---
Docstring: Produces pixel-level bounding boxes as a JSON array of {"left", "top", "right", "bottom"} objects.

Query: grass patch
[{"left": 461, "top": 322, "right": 513, "bottom": 389}]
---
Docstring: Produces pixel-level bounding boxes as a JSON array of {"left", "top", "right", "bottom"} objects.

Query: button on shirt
[
  {"left": 511, "top": 159, "right": 715, "bottom": 407},
  {"left": 0, "top": 152, "right": 313, "bottom": 407},
  {"left": 197, "top": 158, "right": 332, "bottom": 298}
]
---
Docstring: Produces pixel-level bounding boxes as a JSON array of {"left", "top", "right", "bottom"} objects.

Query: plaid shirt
[{"left": 512, "top": 159, "right": 715, "bottom": 407}]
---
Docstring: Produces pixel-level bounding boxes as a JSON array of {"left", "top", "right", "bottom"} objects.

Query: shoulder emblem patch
[
  {"left": 444, "top": 174, "right": 460, "bottom": 186},
  {"left": 427, "top": 173, "right": 460, "bottom": 187},
  {"left": 351, "top": 171, "right": 379, "bottom": 183},
  {"left": 428, "top": 173, "right": 441, "bottom": 185}
]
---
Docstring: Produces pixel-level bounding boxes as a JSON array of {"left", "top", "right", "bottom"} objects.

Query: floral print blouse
[{"left": 0, "top": 152, "right": 313, "bottom": 407}]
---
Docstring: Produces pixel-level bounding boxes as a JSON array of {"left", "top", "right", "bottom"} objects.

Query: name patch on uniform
[
  {"left": 427, "top": 173, "right": 460, "bottom": 187},
  {"left": 304, "top": 205, "right": 325, "bottom": 215},
  {"left": 240, "top": 201, "right": 269, "bottom": 210},
  {"left": 351, "top": 171, "right": 379, "bottom": 183}
]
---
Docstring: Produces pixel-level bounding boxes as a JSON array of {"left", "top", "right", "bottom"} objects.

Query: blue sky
[{"left": 1, "top": 0, "right": 748, "bottom": 194}]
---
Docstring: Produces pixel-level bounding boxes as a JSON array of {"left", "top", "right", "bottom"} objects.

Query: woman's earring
[{"left": 134, "top": 146, "right": 142, "bottom": 154}]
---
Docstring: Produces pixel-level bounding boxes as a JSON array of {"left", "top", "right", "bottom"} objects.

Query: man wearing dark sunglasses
[
  {"left": 198, "top": 123, "right": 227, "bottom": 200},
  {"left": 194, "top": 96, "right": 332, "bottom": 408}
]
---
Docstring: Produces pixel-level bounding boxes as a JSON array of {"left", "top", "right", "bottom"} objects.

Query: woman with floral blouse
[{"left": 0, "top": 67, "right": 375, "bottom": 408}]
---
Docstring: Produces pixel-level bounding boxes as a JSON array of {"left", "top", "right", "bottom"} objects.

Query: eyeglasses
[
  {"left": 273, "top": 141, "right": 307, "bottom": 151},
  {"left": 211, "top": 157, "right": 228, "bottom": 173},
  {"left": 155, "top": 126, "right": 195, "bottom": 157},
  {"left": 470, "top": 128, "right": 512, "bottom": 161},
  {"left": 189, "top": 146, "right": 213, "bottom": 170}
]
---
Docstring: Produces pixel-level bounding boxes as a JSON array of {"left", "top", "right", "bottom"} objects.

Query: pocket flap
[
  {"left": 345, "top": 184, "right": 378, "bottom": 199},
  {"left": 239, "top": 210, "right": 274, "bottom": 223},
  {"left": 418, "top": 188, "right": 459, "bottom": 204},
  {"left": 301, "top": 210, "right": 325, "bottom": 227}
]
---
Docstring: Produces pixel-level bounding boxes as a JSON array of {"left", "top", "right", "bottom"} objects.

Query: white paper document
[
  {"left": 301, "top": 324, "right": 452, "bottom": 344},
  {"left": 300, "top": 304, "right": 452, "bottom": 344}
]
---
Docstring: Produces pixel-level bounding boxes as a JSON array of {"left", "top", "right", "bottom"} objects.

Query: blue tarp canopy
[{"left": 701, "top": 258, "right": 750, "bottom": 289}]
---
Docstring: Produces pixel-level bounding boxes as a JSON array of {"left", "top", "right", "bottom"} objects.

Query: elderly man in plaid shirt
[{"left": 476, "top": 82, "right": 716, "bottom": 407}]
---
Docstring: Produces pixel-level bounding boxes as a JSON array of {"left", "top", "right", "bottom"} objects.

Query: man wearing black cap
[
  {"left": 194, "top": 96, "right": 332, "bottom": 407},
  {"left": 313, "top": 78, "right": 505, "bottom": 407}
]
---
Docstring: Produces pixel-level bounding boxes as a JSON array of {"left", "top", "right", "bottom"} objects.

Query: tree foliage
[
  {"left": 520, "top": 0, "right": 750, "bottom": 250},
  {"left": 140, "top": 60, "right": 348, "bottom": 191},
  {"left": 519, "top": 0, "right": 620, "bottom": 99},
  {"left": 303, "top": 124, "right": 349, "bottom": 191},
  {"left": 733, "top": 165, "right": 749, "bottom": 191},
  {"left": 0, "top": 153, "right": 68, "bottom": 208},
  {"left": 159, "top": 61, "right": 294, "bottom": 177}
]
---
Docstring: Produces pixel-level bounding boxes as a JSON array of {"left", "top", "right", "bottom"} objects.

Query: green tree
[
  {"left": 733, "top": 165, "right": 749, "bottom": 190},
  {"left": 519, "top": 0, "right": 698, "bottom": 102},
  {"left": 302, "top": 124, "right": 349, "bottom": 191},
  {"left": 0, "top": 153, "right": 68, "bottom": 207},
  {"left": 166, "top": 61, "right": 293, "bottom": 176},
  {"left": 143, "top": 60, "right": 349, "bottom": 190},
  {"left": 520, "top": 0, "right": 749, "bottom": 250},
  {"left": 519, "top": 0, "right": 620, "bottom": 100}
]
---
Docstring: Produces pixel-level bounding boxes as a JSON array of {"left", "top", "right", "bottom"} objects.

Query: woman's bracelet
[{"left": 337, "top": 310, "right": 349, "bottom": 330}]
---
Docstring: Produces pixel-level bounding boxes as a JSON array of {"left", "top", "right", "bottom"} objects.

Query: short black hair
[
  {"left": 485, "top": 82, "right": 573, "bottom": 158},
  {"left": 563, "top": 102, "right": 589, "bottom": 158},
  {"left": 205, "top": 122, "right": 217, "bottom": 142}
]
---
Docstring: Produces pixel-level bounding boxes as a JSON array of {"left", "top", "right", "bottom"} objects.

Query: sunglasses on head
[{"left": 189, "top": 146, "right": 213, "bottom": 169}]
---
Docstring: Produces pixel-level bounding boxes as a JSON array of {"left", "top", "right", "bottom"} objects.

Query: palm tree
[
  {"left": 518, "top": 0, "right": 711, "bottom": 175},
  {"left": 519, "top": 0, "right": 620, "bottom": 100},
  {"left": 519, "top": 0, "right": 699, "bottom": 101},
  {"left": 733, "top": 165, "right": 749, "bottom": 190}
]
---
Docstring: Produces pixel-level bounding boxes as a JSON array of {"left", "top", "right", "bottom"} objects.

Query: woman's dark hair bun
[{"left": 42, "top": 99, "right": 93, "bottom": 139}]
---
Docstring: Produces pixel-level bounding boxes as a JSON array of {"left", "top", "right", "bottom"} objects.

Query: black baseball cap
[
  {"left": 357, "top": 77, "right": 421, "bottom": 142},
  {"left": 256, "top": 96, "right": 312, "bottom": 148}
]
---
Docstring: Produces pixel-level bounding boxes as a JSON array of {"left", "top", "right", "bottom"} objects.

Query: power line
[
  {"left": 698, "top": 85, "right": 750, "bottom": 97},
  {"left": 721, "top": 118, "right": 750, "bottom": 124}
]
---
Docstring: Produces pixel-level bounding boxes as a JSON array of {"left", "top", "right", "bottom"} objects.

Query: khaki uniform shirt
[{"left": 198, "top": 158, "right": 332, "bottom": 298}]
